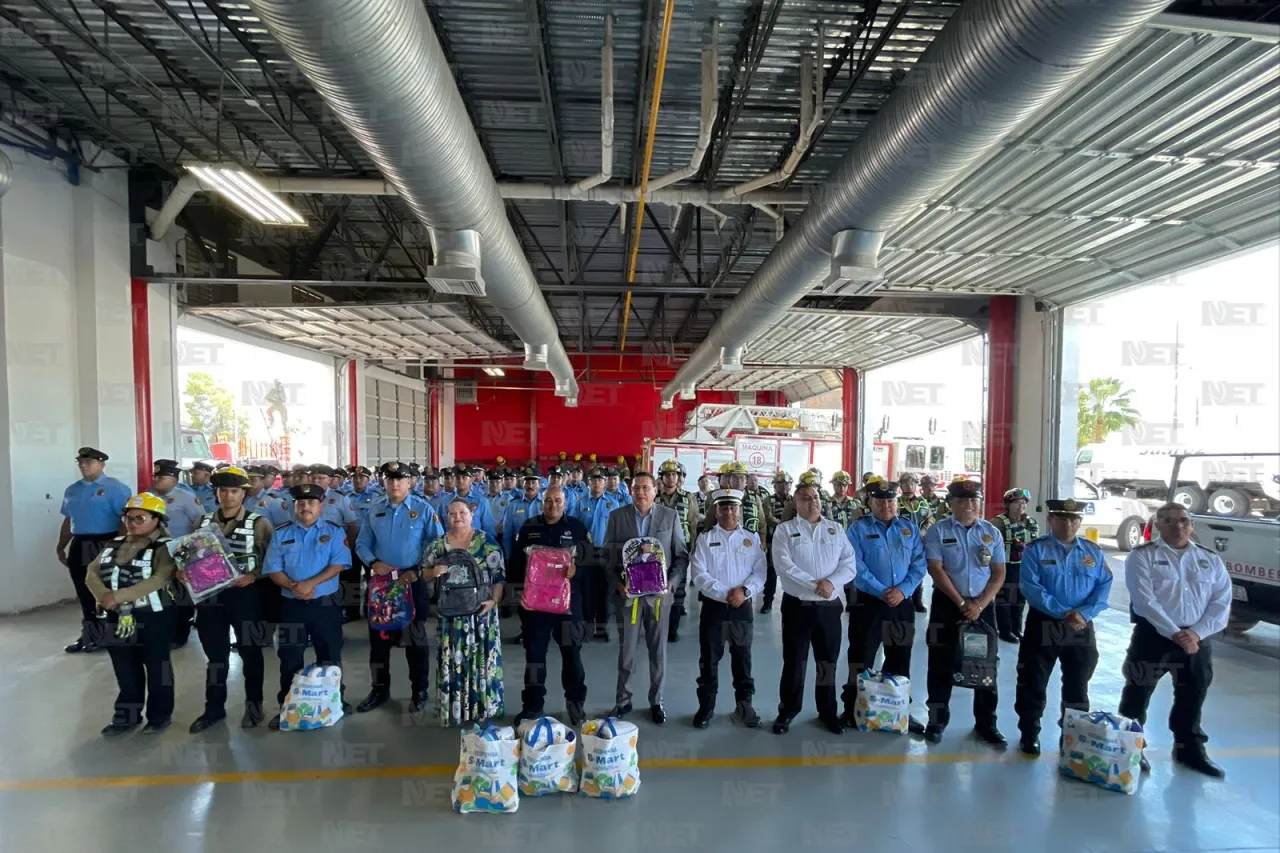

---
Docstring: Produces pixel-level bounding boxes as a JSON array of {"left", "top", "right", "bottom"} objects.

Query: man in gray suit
[{"left": 604, "top": 471, "right": 688, "bottom": 725}]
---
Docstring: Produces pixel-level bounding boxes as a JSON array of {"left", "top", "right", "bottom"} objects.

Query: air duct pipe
[
  {"left": 660, "top": 0, "right": 1169, "bottom": 405},
  {"left": 248, "top": 0, "right": 578, "bottom": 399}
]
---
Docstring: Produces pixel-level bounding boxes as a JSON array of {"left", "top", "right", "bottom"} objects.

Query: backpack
[
  {"left": 436, "top": 547, "right": 493, "bottom": 618},
  {"left": 521, "top": 546, "right": 572, "bottom": 615},
  {"left": 621, "top": 537, "right": 667, "bottom": 598},
  {"left": 366, "top": 572, "right": 415, "bottom": 631},
  {"left": 953, "top": 619, "right": 999, "bottom": 690}
]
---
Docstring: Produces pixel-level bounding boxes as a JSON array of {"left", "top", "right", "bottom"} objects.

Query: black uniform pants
[
  {"left": 1118, "top": 616, "right": 1213, "bottom": 752},
  {"left": 67, "top": 534, "right": 113, "bottom": 639},
  {"left": 1014, "top": 607, "right": 1098, "bottom": 736},
  {"left": 259, "top": 580, "right": 283, "bottom": 635},
  {"left": 104, "top": 607, "right": 175, "bottom": 726},
  {"left": 368, "top": 577, "right": 431, "bottom": 695},
  {"left": 762, "top": 542, "right": 778, "bottom": 606},
  {"left": 778, "top": 594, "right": 842, "bottom": 718},
  {"left": 696, "top": 594, "right": 754, "bottom": 706},
  {"left": 843, "top": 594, "right": 917, "bottom": 712},
  {"left": 169, "top": 582, "right": 196, "bottom": 646},
  {"left": 340, "top": 556, "right": 364, "bottom": 622},
  {"left": 926, "top": 592, "right": 999, "bottom": 730},
  {"left": 195, "top": 583, "right": 268, "bottom": 714},
  {"left": 276, "top": 593, "right": 344, "bottom": 704},
  {"left": 995, "top": 561, "right": 1026, "bottom": 636},
  {"left": 519, "top": 609, "right": 586, "bottom": 712},
  {"left": 580, "top": 560, "right": 610, "bottom": 634}
]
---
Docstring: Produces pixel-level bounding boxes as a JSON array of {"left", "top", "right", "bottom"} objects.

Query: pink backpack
[{"left": 521, "top": 546, "right": 572, "bottom": 614}]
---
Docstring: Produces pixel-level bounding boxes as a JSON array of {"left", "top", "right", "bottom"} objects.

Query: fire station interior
[{"left": 1, "top": 0, "right": 1278, "bottom": 849}]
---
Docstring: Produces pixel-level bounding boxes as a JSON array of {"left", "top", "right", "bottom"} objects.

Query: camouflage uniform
[{"left": 992, "top": 512, "right": 1041, "bottom": 638}]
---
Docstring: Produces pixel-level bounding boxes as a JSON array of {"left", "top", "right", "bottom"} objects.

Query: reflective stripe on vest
[
  {"left": 200, "top": 511, "right": 260, "bottom": 574},
  {"left": 658, "top": 490, "right": 693, "bottom": 543},
  {"left": 99, "top": 537, "right": 164, "bottom": 612}
]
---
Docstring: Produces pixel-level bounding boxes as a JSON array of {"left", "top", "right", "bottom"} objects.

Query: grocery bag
[
  {"left": 516, "top": 716, "right": 579, "bottom": 796},
  {"left": 854, "top": 670, "right": 910, "bottom": 734},
  {"left": 1059, "top": 709, "right": 1146, "bottom": 795},
  {"left": 452, "top": 724, "right": 520, "bottom": 813},
  {"left": 578, "top": 717, "right": 640, "bottom": 798},
  {"left": 279, "top": 665, "right": 344, "bottom": 731},
  {"left": 521, "top": 546, "right": 573, "bottom": 615}
]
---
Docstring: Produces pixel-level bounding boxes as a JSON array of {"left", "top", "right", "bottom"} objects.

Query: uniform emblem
[
  {"left": 327, "top": 498, "right": 335, "bottom": 504},
  {"left": 1198, "top": 560, "right": 1209, "bottom": 568},
  {"left": 1063, "top": 499, "right": 1080, "bottom": 513},
  {"left": 827, "top": 527, "right": 836, "bottom": 535},
  {"left": 1082, "top": 556, "right": 1096, "bottom": 568},
  {"left": 901, "top": 528, "right": 911, "bottom": 536},
  {"left": 981, "top": 534, "right": 993, "bottom": 544},
  {"left": 96, "top": 489, "right": 105, "bottom": 496},
  {"left": 194, "top": 498, "right": 202, "bottom": 505},
  {"left": 319, "top": 535, "right": 331, "bottom": 543},
  {"left": 409, "top": 510, "right": 419, "bottom": 519},
  {"left": 387, "top": 462, "right": 399, "bottom": 472},
  {"left": 742, "top": 537, "right": 752, "bottom": 547}
]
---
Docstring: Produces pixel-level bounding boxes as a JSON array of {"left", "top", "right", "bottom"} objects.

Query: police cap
[
  {"left": 191, "top": 461, "right": 216, "bottom": 473},
  {"left": 947, "top": 479, "right": 983, "bottom": 500},
  {"left": 866, "top": 481, "right": 900, "bottom": 501},
  {"left": 77, "top": 446, "right": 109, "bottom": 462},
  {"left": 152, "top": 459, "right": 183, "bottom": 479},
  {"left": 487, "top": 469, "right": 502, "bottom": 481},
  {"left": 548, "top": 465, "right": 566, "bottom": 477},
  {"left": 308, "top": 463, "right": 334, "bottom": 477},
  {"left": 453, "top": 464, "right": 474, "bottom": 478},
  {"left": 289, "top": 483, "right": 326, "bottom": 502},
  {"left": 711, "top": 488, "right": 743, "bottom": 506},
  {"left": 1046, "top": 498, "right": 1086, "bottom": 517},
  {"left": 380, "top": 461, "right": 412, "bottom": 480},
  {"left": 350, "top": 465, "right": 372, "bottom": 477},
  {"left": 521, "top": 467, "right": 541, "bottom": 483},
  {"left": 587, "top": 466, "right": 607, "bottom": 480}
]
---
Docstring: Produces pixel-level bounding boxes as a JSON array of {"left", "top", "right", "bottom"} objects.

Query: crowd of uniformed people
[{"left": 58, "top": 445, "right": 1231, "bottom": 779}]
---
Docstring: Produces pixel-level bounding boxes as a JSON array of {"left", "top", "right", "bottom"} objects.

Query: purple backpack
[{"left": 622, "top": 537, "right": 668, "bottom": 598}]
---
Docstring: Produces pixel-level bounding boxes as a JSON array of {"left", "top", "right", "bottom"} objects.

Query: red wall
[{"left": 450, "top": 355, "right": 750, "bottom": 466}]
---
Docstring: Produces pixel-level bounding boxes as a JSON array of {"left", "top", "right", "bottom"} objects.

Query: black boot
[
  {"left": 692, "top": 706, "right": 714, "bottom": 729},
  {"left": 356, "top": 690, "right": 390, "bottom": 713},
  {"left": 189, "top": 710, "right": 226, "bottom": 734}
]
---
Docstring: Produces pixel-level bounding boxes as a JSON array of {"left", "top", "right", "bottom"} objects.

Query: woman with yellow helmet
[{"left": 83, "top": 493, "right": 180, "bottom": 736}]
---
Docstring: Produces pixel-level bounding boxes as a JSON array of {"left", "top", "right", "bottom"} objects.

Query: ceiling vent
[
  {"left": 455, "top": 380, "right": 478, "bottom": 405},
  {"left": 426, "top": 229, "right": 486, "bottom": 297},
  {"left": 823, "top": 229, "right": 886, "bottom": 296}
]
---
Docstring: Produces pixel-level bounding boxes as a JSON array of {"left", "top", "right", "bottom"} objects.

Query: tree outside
[
  {"left": 1077, "top": 377, "right": 1141, "bottom": 449},
  {"left": 183, "top": 372, "right": 250, "bottom": 444}
]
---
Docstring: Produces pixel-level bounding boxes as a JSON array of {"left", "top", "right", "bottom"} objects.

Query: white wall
[{"left": 0, "top": 148, "right": 139, "bottom": 612}]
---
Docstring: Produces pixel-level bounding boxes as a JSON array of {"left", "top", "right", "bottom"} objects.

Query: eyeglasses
[{"left": 123, "top": 514, "right": 153, "bottom": 524}]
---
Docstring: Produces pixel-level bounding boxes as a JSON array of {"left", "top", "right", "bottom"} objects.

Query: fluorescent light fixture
[
  {"left": 186, "top": 164, "right": 307, "bottom": 226},
  {"left": 482, "top": 367, "right": 505, "bottom": 377}
]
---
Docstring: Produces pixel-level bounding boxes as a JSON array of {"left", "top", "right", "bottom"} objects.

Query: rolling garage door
[{"left": 365, "top": 376, "right": 429, "bottom": 466}]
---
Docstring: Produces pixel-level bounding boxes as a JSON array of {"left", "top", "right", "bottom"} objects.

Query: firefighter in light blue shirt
[
  {"left": 146, "top": 459, "right": 206, "bottom": 537},
  {"left": 468, "top": 466, "right": 488, "bottom": 501},
  {"left": 503, "top": 470, "right": 543, "bottom": 557},
  {"left": 246, "top": 467, "right": 293, "bottom": 528},
  {"left": 188, "top": 461, "right": 217, "bottom": 507},
  {"left": 1013, "top": 498, "right": 1112, "bottom": 756},
  {"left": 448, "top": 465, "right": 498, "bottom": 540},
  {"left": 484, "top": 470, "right": 513, "bottom": 541},
  {"left": 843, "top": 479, "right": 928, "bottom": 733},
  {"left": 347, "top": 465, "right": 379, "bottom": 525},
  {"left": 57, "top": 446, "right": 132, "bottom": 654},
  {"left": 921, "top": 478, "right": 1008, "bottom": 746},
  {"left": 262, "top": 483, "right": 352, "bottom": 730},
  {"left": 605, "top": 467, "right": 632, "bottom": 506},
  {"left": 353, "top": 461, "right": 443, "bottom": 715},
  {"left": 502, "top": 468, "right": 521, "bottom": 501}
]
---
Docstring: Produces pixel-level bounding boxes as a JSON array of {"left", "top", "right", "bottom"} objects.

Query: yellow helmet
[
  {"left": 559, "top": 451, "right": 568, "bottom": 460},
  {"left": 589, "top": 453, "right": 598, "bottom": 462},
  {"left": 574, "top": 453, "right": 582, "bottom": 462},
  {"left": 773, "top": 470, "right": 793, "bottom": 484},
  {"left": 124, "top": 493, "right": 168, "bottom": 518},
  {"left": 864, "top": 474, "right": 886, "bottom": 487},
  {"left": 831, "top": 470, "right": 853, "bottom": 485},
  {"left": 211, "top": 466, "right": 251, "bottom": 489},
  {"left": 617, "top": 455, "right": 626, "bottom": 464},
  {"left": 722, "top": 461, "right": 748, "bottom": 476},
  {"left": 496, "top": 456, "right": 506, "bottom": 465},
  {"left": 797, "top": 470, "right": 822, "bottom": 488},
  {"left": 658, "top": 459, "right": 681, "bottom": 475}
]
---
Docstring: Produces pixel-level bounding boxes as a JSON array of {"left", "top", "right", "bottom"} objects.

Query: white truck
[
  {"left": 1072, "top": 477, "right": 1151, "bottom": 551},
  {"left": 1077, "top": 442, "right": 1280, "bottom": 517},
  {"left": 1148, "top": 454, "right": 1280, "bottom": 633}
]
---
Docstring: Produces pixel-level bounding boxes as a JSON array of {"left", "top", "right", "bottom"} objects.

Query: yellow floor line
[{"left": 1, "top": 747, "right": 1276, "bottom": 793}]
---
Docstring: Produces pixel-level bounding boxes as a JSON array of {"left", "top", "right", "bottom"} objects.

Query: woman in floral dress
[{"left": 421, "top": 498, "right": 505, "bottom": 726}]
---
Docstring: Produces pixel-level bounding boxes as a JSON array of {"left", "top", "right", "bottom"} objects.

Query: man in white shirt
[
  {"left": 770, "top": 478, "right": 857, "bottom": 735},
  {"left": 1119, "top": 503, "right": 1232, "bottom": 778},
  {"left": 689, "top": 489, "right": 768, "bottom": 730}
]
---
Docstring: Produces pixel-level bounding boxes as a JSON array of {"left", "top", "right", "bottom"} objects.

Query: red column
[
  {"left": 984, "top": 295, "right": 1017, "bottom": 518},
  {"left": 130, "top": 279, "right": 152, "bottom": 490},
  {"left": 841, "top": 367, "right": 858, "bottom": 477},
  {"left": 347, "top": 360, "right": 359, "bottom": 465},
  {"left": 428, "top": 384, "right": 440, "bottom": 468}
]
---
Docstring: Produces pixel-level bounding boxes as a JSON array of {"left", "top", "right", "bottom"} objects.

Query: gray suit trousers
[{"left": 615, "top": 592, "right": 670, "bottom": 706}]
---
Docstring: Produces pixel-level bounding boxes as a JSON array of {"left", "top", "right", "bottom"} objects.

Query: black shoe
[
  {"left": 667, "top": 627, "right": 680, "bottom": 644},
  {"left": 772, "top": 714, "right": 794, "bottom": 735},
  {"left": 268, "top": 713, "right": 282, "bottom": 731},
  {"left": 1139, "top": 753, "right": 1151, "bottom": 774},
  {"left": 341, "top": 701, "right": 353, "bottom": 715},
  {"left": 975, "top": 726, "right": 1008, "bottom": 748},
  {"left": 141, "top": 719, "right": 171, "bottom": 735},
  {"left": 408, "top": 691, "right": 429, "bottom": 715},
  {"left": 566, "top": 701, "right": 586, "bottom": 727},
  {"left": 1174, "top": 749, "right": 1225, "bottom": 779},
  {"left": 101, "top": 721, "right": 138, "bottom": 737},
  {"left": 504, "top": 633, "right": 524, "bottom": 646},
  {"left": 1010, "top": 630, "right": 1024, "bottom": 642},
  {"left": 65, "top": 638, "right": 91, "bottom": 654},
  {"left": 759, "top": 601, "right": 773, "bottom": 615},
  {"left": 241, "top": 701, "right": 264, "bottom": 728},
  {"left": 609, "top": 703, "right": 632, "bottom": 719},
  {"left": 356, "top": 690, "right": 390, "bottom": 713},
  {"left": 1019, "top": 735, "right": 1041, "bottom": 756},
  {"left": 513, "top": 708, "right": 541, "bottom": 728},
  {"left": 188, "top": 711, "right": 226, "bottom": 734},
  {"left": 732, "top": 701, "right": 760, "bottom": 729},
  {"left": 650, "top": 704, "right": 667, "bottom": 725},
  {"left": 819, "top": 714, "right": 843, "bottom": 735},
  {"left": 839, "top": 708, "right": 858, "bottom": 730},
  {"left": 913, "top": 601, "right": 928, "bottom": 613},
  {"left": 907, "top": 717, "right": 927, "bottom": 736},
  {"left": 594, "top": 628, "right": 610, "bottom": 642},
  {"left": 692, "top": 707, "right": 714, "bottom": 729},
  {"left": 924, "top": 725, "right": 944, "bottom": 744},
  {"left": 999, "top": 632, "right": 1019, "bottom": 644}
]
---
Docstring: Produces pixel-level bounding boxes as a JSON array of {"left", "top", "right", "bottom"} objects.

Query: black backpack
[
  {"left": 953, "top": 619, "right": 999, "bottom": 690},
  {"left": 435, "top": 547, "right": 493, "bottom": 618}
]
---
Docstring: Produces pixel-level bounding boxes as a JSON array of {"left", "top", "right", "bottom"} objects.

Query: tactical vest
[
  {"left": 742, "top": 493, "right": 761, "bottom": 535},
  {"left": 899, "top": 496, "right": 933, "bottom": 529},
  {"left": 657, "top": 489, "right": 693, "bottom": 543},
  {"left": 97, "top": 536, "right": 168, "bottom": 612},
  {"left": 200, "top": 511, "right": 261, "bottom": 574},
  {"left": 768, "top": 494, "right": 789, "bottom": 539},
  {"left": 994, "top": 513, "right": 1040, "bottom": 564},
  {"left": 825, "top": 497, "right": 862, "bottom": 530}
]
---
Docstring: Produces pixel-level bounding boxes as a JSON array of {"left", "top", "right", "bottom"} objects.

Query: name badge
[
  {"left": 1156, "top": 560, "right": 1170, "bottom": 566},
  {"left": 96, "top": 489, "right": 105, "bottom": 496},
  {"left": 942, "top": 538, "right": 958, "bottom": 545},
  {"left": 709, "top": 541, "right": 722, "bottom": 548},
  {"left": 1042, "top": 559, "right": 1057, "bottom": 566},
  {"left": 375, "top": 512, "right": 387, "bottom": 518},
  {"left": 790, "top": 532, "right": 802, "bottom": 538},
  {"left": 281, "top": 539, "right": 296, "bottom": 546},
  {"left": 866, "top": 534, "right": 881, "bottom": 540}
]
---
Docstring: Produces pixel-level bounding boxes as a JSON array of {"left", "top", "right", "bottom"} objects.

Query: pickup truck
[
  {"left": 1146, "top": 453, "right": 1280, "bottom": 633},
  {"left": 1073, "top": 477, "right": 1151, "bottom": 551}
]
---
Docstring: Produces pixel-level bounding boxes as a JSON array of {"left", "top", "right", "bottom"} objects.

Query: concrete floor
[{"left": 2, "top": 586, "right": 1277, "bottom": 853}]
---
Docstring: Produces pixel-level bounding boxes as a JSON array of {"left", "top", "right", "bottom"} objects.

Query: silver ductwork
[
  {"left": 249, "top": 0, "right": 579, "bottom": 399},
  {"left": 661, "top": 0, "right": 1169, "bottom": 404}
]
